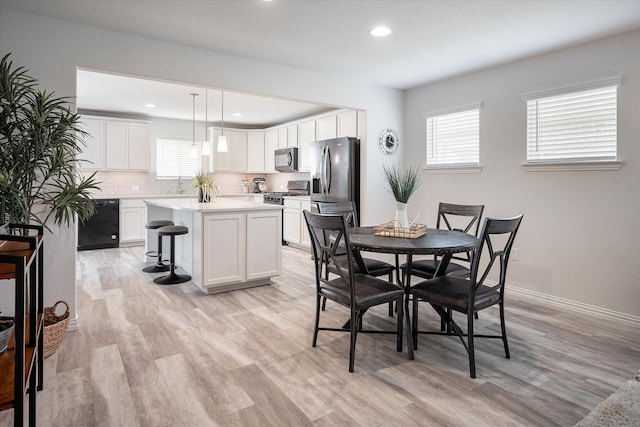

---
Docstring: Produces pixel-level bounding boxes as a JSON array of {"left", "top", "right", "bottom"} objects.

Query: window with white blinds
[
  {"left": 425, "top": 106, "right": 480, "bottom": 167},
  {"left": 156, "top": 138, "right": 201, "bottom": 178},
  {"left": 525, "top": 83, "right": 618, "bottom": 163}
]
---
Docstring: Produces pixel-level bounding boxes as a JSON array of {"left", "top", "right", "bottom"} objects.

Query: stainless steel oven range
[{"left": 263, "top": 180, "right": 310, "bottom": 244}]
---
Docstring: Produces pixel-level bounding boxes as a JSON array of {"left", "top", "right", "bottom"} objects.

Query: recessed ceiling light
[
  {"left": 233, "top": 112, "right": 242, "bottom": 117},
  {"left": 145, "top": 103, "right": 156, "bottom": 108},
  {"left": 370, "top": 26, "right": 392, "bottom": 37}
]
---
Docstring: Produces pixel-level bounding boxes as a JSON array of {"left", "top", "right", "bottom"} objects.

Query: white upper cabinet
[
  {"left": 297, "top": 120, "right": 315, "bottom": 172},
  {"left": 211, "top": 128, "right": 247, "bottom": 172},
  {"left": 278, "top": 126, "right": 288, "bottom": 149},
  {"left": 264, "top": 129, "right": 279, "bottom": 173},
  {"left": 128, "top": 122, "right": 151, "bottom": 170},
  {"left": 337, "top": 110, "right": 358, "bottom": 138},
  {"left": 77, "top": 117, "right": 105, "bottom": 170},
  {"left": 287, "top": 124, "right": 298, "bottom": 147},
  {"left": 247, "top": 131, "right": 266, "bottom": 172},
  {"left": 105, "top": 119, "right": 151, "bottom": 170},
  {"left": 316, "top": 115, "right": 337, "bottom": 141},
  {"left": 81, "top": 116, "right": 151, "bottom": 171}
]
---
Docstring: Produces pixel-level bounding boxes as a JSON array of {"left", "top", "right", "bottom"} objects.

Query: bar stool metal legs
[
  {"left": 153, "top": 225, "right": 191, "bottom": 285},
  {"left": 143, "top": 220, "right": 174, "bottom": 273}
]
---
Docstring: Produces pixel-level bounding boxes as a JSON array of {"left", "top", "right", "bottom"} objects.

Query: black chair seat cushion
[
  {"left": 157, "top": 225, "right": 189, "bottom": 236},
  {"left": 411, "top": 276, "right": 500, "bottom": 313},
  {"left": 146, "top": 219, "right": 175, "bottom": 229},
  {"left": 328, "top": 256, "right": 394, "bottom": 277},
  {"left": 320, "top": 274, "right": 403, "bottom": 310},
  {"left": 402, "top": 259, "right": 469, "bottom": 278}
]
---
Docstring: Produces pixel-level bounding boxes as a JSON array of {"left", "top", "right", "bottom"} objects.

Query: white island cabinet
[{"left": 144, "top": 198, "right": 282, "bottom": 294}]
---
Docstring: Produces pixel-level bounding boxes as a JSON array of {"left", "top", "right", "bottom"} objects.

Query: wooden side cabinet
[{"left": 0, "top": 224, "right": 44, "bottom": 427}]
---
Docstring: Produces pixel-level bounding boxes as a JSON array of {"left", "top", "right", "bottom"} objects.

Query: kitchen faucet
[{"left": 177, "top": 175, "right": 184, "bottom": 194}]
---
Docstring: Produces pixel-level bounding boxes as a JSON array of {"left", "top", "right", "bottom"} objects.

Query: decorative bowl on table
[{"left": 0, "top": 316, "right": 15, "bottom": 354}]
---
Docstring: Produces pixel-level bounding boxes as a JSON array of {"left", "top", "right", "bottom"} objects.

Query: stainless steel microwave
[{"left": 274, "top": 147, "right": 298, "bottom": 172}]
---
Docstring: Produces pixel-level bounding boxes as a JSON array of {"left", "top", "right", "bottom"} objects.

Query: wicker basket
[
  {"left": 374, "top": 221, "right": 427, "bottom": 238},
  {"left": 43, "top": 300, "right": 70, "bottom": 358}
]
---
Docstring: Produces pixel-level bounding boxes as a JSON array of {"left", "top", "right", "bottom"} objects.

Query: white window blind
[
  {"left": 525, "top": 84, "right": 617, "bottom": 163},
  {"left": 425, "top": 106, "right": 480, "bottom": 167},
  {"left": 156, "top": 138, "right": 201, "bottom": 178}
]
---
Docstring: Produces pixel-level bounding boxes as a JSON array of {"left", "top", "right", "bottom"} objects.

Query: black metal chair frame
[
  {"left": 410, "top": 214, "right": 523, "bottom": 378},
  {"left": 304, "top": 211, "right": 409, "bottom": 372},
  {"left": 317, "top": 201, "right": 397, "bottom": 316},
  {"left": 403, "top": 202, "right": 485, "bottom": 280}
]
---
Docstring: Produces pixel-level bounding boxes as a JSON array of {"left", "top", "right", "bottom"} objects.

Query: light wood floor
[{"left": 3, "top": 245, "right": 639, "bottom": 426}]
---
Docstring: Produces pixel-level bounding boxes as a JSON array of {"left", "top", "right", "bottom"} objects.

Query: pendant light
[
  {"left": 189, "top": 93, "right": 198, "bottom": 159},
  {"left": 201, "top": 88, "right": 211, "bottom": 156},
  {"left": 217, "top": 90, "right": 228, "bottom": 153}
]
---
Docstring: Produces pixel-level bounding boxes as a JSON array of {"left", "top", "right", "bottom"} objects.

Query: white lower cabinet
[
  {"left": 283, "top": 198, "right": 310, "bottom": 249},
  {"left": 300, "top": 200, "right": 311, "bottom": 248},
  {"left": 202, "top": 212, "right": 246, "bottom": 287},
  {"left": 120, "top": 199, "right": 146, "bottom": 244},
  {"left": 199, "top": 209, "right": 281, "bottom": 292}
]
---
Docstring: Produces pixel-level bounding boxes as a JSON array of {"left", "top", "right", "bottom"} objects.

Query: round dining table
[
  {"left": 348, "top": 226, "right": 478, "bottom": 281},
  {"left": 347, "top": 226, "right": 478, "bottom": 358}
]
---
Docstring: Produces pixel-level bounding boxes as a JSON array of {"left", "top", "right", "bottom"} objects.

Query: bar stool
[
  {"left": 153, "top": 225, "right": 191, "bottom": 285},
  {"left": 142, "top": 219, "right": 174, "bottom": 273}
]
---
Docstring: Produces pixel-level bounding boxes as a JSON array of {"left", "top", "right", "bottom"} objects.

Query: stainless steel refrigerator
[{"left": 310, "top": 137, "right": 360, "bottom": 215}]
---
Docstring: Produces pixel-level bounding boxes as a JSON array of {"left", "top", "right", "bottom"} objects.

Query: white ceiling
[
  {"left": 76, "top": 70, "right": 335, "bottom": 126},
  {"left": 4, "top": 0, "right": 640, "bottom": 125}
]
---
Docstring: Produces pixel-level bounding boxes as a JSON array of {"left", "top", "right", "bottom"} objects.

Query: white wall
[
  {"left": 0, "top": 8, "right": 403, "bottom": 321},
  {"left": 404, "top": 30, "right": 640, "bottom": 317}
]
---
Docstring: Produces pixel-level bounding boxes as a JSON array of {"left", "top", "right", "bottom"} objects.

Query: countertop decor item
[
  {"left": 382, "top": 164, "right": 422, "bottom": 228},
  {"left": 0, "top": 53, "right": 100, "bottom": 229},
  {"left": 0, "top": 315, "right": 14, "bottom": 354},
  {"left": 43, "top": 300, "right": 70, "bottom": 358},
  {"left": 374, "top": 220, "right": 427, "bottom": 238},
  {"left": 192, "top": 171, "right": 218, "bottom": 202}
]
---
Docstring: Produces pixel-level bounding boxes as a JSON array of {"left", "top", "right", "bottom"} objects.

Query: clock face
[{"left": 379, "top": 128, "right": 399, "bottom": 155}]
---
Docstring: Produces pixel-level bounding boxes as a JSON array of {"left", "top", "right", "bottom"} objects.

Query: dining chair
[
  {"left": 303, "top": 210, "right": 407, "bottom": 372},
  {"left": 317, "top": 201, "right": 397, "bottom": 316},
  {"left": 410, "top": 214, "right": 523, "bottom": 378},
  {"left": 401, "top": 202, "right": 485, "bottom": 280}
]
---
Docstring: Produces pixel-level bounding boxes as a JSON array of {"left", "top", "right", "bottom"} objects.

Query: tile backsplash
[{"left": 85, "top": 171, "right": 310, "bottom": 196}]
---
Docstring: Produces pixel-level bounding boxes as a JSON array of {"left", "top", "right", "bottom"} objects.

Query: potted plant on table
[
  {"left": 192, "top": 171, "right": 218, "bottom": 203},
  {"left": 382, "top": 164, "right": 422, "bottom": 229},
  {"left": 0, "top": 53, "right": 100, "bottom": 228}
]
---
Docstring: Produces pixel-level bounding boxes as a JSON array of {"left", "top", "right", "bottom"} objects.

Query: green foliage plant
[
  {"left": 192, "top": 171, "right": 218, "bottom": 202},
  {"left": 381, "top": 164, "right": 422, "bottom": 203},
  {"left": 0, "top": 53, "right": 100, "bottom": 229}
]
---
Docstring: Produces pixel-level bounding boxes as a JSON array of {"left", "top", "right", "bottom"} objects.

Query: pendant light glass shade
[
  {"left": 217, "top": 135, "right": 228, "bottom": 152},
  {"left": 190, "top": 92, "right": 198, "bottom": 159},
  {"left": 217, "top": 90, "right": 228, "bottom": 152},
  {"left": 202, "top": 88, "right": 211, "bottom": 156}
]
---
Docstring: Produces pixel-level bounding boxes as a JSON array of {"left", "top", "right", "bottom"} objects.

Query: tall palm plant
[{"left": 0, "top": 53, "right": 100, "bottom": 229}]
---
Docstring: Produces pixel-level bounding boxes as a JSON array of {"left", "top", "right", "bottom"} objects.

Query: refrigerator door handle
[
  {"left": 325, "top": 147, "right": 332, "bottom": 194},
  {"left": 321, "top": 146, "right": 328, "bottom": 194}
]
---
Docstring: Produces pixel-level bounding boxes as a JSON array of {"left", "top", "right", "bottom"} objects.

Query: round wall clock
[{"left": 378, "top": 128, "right": 399, "bottom": 155}]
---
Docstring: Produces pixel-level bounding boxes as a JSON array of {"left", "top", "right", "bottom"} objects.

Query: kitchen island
[{"left": 144, "top": 198, "right": 282, "bottom": 294}]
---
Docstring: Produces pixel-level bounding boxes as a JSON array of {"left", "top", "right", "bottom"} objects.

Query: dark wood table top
[{"left": 349, "top": 226, "right": 477, "bottom": 256}]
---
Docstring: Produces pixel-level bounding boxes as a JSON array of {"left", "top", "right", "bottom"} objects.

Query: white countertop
[
  {"left": 144, "top": 197, "right": 283, "bottom": 213},
  {"left": 92, "top": 193, "right": 265, "bottom": 200}
]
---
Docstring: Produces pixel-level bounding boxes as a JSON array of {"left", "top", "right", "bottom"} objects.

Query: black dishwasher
[{"left": 77, "top": 198, "right": 120, "bottom": 251}]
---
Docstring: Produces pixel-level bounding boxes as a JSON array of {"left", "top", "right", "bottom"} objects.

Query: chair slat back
[
  {"left": 436, "top": 202, "right": 485, "bottom": 262},
  {"left": 304, "top": 211, "right": 355, "bottom": 296},
  {"left": 469, "top": 215, "right": 523, "bottom": 301},
  {"left": 317, "top": 201, "right": 359, "bottom": 226}
]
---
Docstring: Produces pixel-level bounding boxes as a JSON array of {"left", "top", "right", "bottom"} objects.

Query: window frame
[
  {"left": 155, "top": 137, "right": 202, "bottom": 179},
  {"left": 521, "top": 76, "right": 622, "bottom": 171},
  {"left": 423, "top": 102, "right": 482, "bottom": 173}
]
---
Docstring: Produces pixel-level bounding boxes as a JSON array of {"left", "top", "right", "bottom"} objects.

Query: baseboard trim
[{"left": 507, "top": 284, "right": 640, "bottom": 326}]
